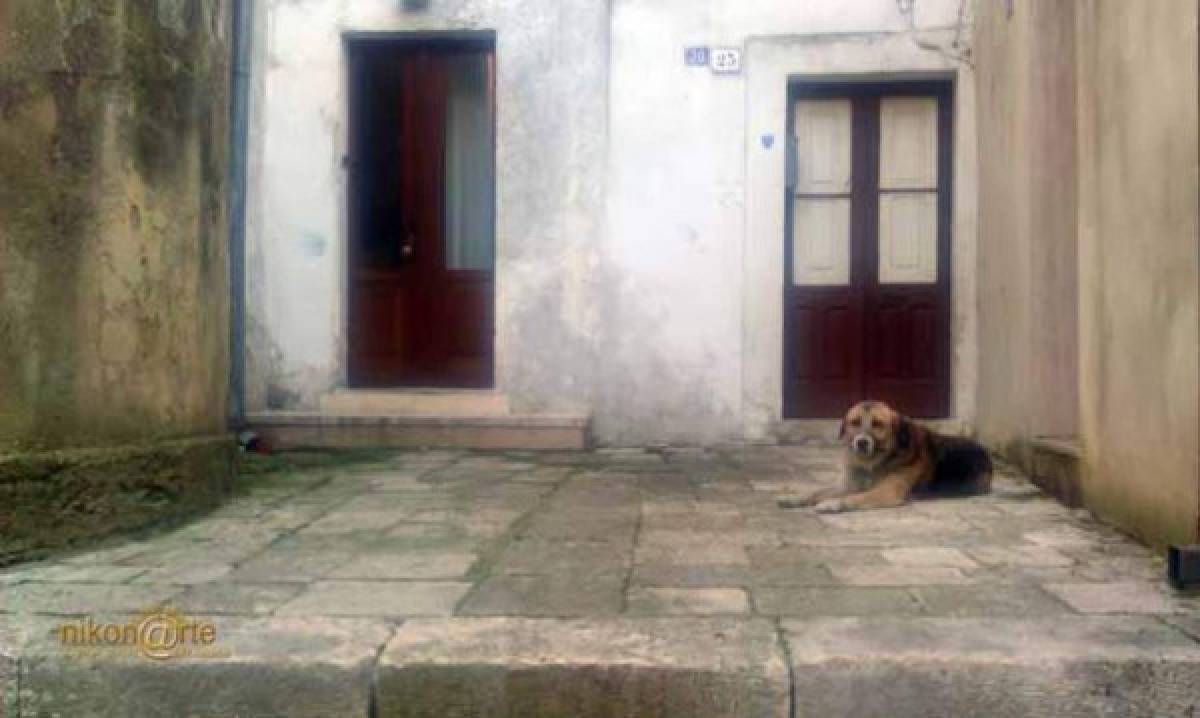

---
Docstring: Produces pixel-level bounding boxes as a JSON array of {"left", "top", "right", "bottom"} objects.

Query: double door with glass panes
[{"left": 784, "top": 83, "right": 952, "bottom": 418}]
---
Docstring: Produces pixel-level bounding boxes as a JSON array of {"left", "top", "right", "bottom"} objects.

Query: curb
[{"left": 4, "top": 615, "right": 1200, "bottom": 716}]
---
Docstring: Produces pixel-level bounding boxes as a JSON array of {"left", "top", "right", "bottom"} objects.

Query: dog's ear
[
  {"left": 838, "top": 418, "right": 847, "bottom": 439},
  {"left": 896, "top": 416, "right": 912, "bottom": 450}
]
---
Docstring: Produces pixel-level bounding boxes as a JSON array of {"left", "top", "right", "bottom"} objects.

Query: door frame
[
  {"left": 782, "top": 79, "right": 954, "bottom": 419},
  {"left": 739, "top": 34, "right": 978, "bottom": 441},
  {"left": 342, "top": 31, "right": 498, "bottom": 390}
]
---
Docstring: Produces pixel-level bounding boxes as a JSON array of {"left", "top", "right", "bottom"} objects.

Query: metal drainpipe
[{"left": 227, "top": 0, "right": 252, "bottom": 429}]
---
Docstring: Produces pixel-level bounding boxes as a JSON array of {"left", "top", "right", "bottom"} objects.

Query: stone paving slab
[
  {"left": 377, "top": 617, "right": 789, "bottom": 718},
  {"left": 327, "top": 550, "right": 478, "bottom": 580},
  {"left": 2, "top": 583, "right": 183, "bottom": 615},
  {"left": 1043, "top": 580, "right": 1184, "bottom": 614},
  {"left": 755, "top": 586, "right": 924, "bottom": 617},
  {"left": 907, "top": 583, "right": 1073, "bottom": 617},
  {"left": 626, "top": 587, "right": 751, "bottom": 615},
  {"left": 459, "top": 573, "right": 626, "bottom": 617},
  {"left": 276, "top": 580, "right": 472, "bottom": 618},
  {"left": 174, "top": 581, "right": 307, "bottom": 615},
  {"left": 0, "top": 446, "right": 1198, "bottom": 715}
]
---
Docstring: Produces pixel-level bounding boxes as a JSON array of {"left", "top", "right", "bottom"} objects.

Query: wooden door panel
[
  {"left": 349, "top": 283, "right": 400, "bottom": 384},
  {"left": 865, "top": 290, "right": 947, "bottom": 416},
  {"left": 438, "top": 275, "right": 493, "bottom": 387},
  {"left": 350, "top": 277, "right": 429, "bottom": 385},
  {"left": 820, "top": 307, "right": 855, "bottom": 376},
  {"left": 786, "top": 293, "right": 863, "bottom": 418},
  {"left": 791, "top": 304, "right": 857, "bottom": 380}
]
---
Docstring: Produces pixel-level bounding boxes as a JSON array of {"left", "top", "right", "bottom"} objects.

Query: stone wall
[
  {"left": 0, "top": 0, "right": 236, "bottom": 563},
  {"left": 974, "top": 0, "right": 1079, "bottom": 459},
  {"left": 975, "top": 0, "right": 1199, "bottom": 547},
  {"left": 1074, "top": 0, "right": 1198, "bottom": 548}
]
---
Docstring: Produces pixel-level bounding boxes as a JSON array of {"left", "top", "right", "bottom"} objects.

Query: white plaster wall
[
  {"left": 246, "top": 0, "right": 977, "bottom": 446},
  {"left": 604, "top": 0, "right": 976, "bottom": 444},
  {"left": 246, "top": 0, "right": 609, "bottom": 413},
  {"left": 741, "top": 32, "right": 977, "bottom": 442}
]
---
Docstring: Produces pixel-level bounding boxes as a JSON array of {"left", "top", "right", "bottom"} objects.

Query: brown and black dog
[{"left": 779, "top": 400, "right": 992, "bottom": 513}]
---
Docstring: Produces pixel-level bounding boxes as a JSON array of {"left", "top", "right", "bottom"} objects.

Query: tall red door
[
  {"left": 784, "top": 82, "right": 952, "bottom": 418},
  {"left": 347, "top": 39, "right": 495, "bottom": 388}
]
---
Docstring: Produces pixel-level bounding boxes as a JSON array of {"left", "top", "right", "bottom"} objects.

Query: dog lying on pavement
[{"left": 778, "top": 400, "right": 992, "bottom": 513}]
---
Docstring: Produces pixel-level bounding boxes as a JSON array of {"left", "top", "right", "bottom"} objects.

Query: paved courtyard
[{"left": 3, "top": 445, "right": 1200, "bottom": 716}]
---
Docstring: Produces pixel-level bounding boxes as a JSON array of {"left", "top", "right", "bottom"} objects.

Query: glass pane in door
[{"left": 444, "top": 53, "right": 495, "bottom": 271}]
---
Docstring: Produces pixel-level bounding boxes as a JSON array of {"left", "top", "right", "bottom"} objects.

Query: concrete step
[
  {"left": 319, "top": 389, "right": 511, "bottom": 417},
  {"left": 786, "top": 615, "right": 1200, "bottom": 717},
  {"left": 378, "top": 618, "right": 790, "bottom": 717},
  {"left": 5, "top": 616, "right": 391, "bottom": 718},
  {"left": 246, "top": 410, "right": 590, "bottom": 450},
  {"left": 8, "top": 616, "right": 1200, "bottom": 717},
  {"left": 1031, "top": 435, "right": 1083, "bottom": 507}
]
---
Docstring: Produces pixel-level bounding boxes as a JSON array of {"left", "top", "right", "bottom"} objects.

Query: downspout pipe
[{"left": 228, "top": 0, "right": 252, "bottom": 429}]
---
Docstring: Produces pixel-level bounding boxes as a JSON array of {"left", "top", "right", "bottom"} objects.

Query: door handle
[{"left": 400, "top": 232, "right": 416, "bottom": 260}]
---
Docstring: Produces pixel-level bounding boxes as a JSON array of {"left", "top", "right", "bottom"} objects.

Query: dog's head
[{"left": 838, "top": 400, "right": 911, "bottom": 462}]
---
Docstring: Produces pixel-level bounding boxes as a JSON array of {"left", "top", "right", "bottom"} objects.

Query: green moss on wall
[
  {"left": 0, "top": 435, "right": 235, "bottom": 566},
  {"left": 0, "top": 0, "right": 232, "bottom": 453},
  {"left": 124, "top": 0, "right": 206, "bottom": 178}
]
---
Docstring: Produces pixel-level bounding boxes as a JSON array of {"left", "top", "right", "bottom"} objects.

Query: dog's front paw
[
  {"left": 777, "top": 494, "right": 817, "bottom": 509},
  {"left": 814, "top": 498, "right": 850, "bottom": 514}
]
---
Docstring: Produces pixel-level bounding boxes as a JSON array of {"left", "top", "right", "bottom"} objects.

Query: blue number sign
[{"left": 684, "top": 46, "right": 710, "bottom": 67}]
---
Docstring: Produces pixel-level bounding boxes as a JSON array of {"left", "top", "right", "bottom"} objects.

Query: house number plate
[{"left": 710, "top": 47, "right": 741, "bottom": 75}]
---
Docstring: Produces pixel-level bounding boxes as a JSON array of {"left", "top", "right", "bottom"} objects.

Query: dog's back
[{"left": 917, "top": 432, "right": 993, "bottom": 496}]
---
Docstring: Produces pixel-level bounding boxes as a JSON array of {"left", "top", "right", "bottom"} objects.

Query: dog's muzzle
[{"left": 852, "top": 434, "right": 875, "bottom": 456}]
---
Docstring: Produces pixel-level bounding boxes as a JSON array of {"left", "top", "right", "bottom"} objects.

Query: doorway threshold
[
  {"left": 320, "top": 389, "right": 510, "bottom": 417},
  {"left": 247, "top": 390, "right": 589, "bottom": 450}
]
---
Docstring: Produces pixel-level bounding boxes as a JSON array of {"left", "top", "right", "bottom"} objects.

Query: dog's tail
[{"left": 925, "top": 436, "right": 993, "bottom": 496}]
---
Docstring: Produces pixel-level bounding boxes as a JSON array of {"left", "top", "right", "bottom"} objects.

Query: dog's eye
[
  {"left": 848, "top": 418, "right": 860, "bottom": 426},
  {"left": 870, "top": 419, "right": 883, "bottom": 429}
]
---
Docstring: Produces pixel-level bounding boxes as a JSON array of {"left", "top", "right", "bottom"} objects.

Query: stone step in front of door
[
  {"left": 319, "top": 389, "right": 511, "bottom": 417},
  {"left": 8, "top": 616, "right": 1200, "bottom": 717},
  {"left": 245, "top": 410, "right": 590, "bottom": 451}
]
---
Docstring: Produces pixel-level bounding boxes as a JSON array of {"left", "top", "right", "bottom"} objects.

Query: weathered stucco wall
[
  {"left": 0, "top": 0, "right": 232, "bottom": 451},
  {"left": 244, "top": 0, "right": 609, "bottom": 419},
  {"left": 248, "top": 0, "right": 976, "bottom": 446},
  {"left": 1075, "top": 0, "right": 1199, "bottom": 547},
  {"left": 608, "top": 0, "right": 976, "bottom": 445},
  {"left": 974, "top": 0, "right": 1079, "bottom": 460},
  {"left": 0, "top": 0, "right": 235, "bottom": 562},
  {"left": 975, "top": 0, "right": 1198, "bottom": 547}
]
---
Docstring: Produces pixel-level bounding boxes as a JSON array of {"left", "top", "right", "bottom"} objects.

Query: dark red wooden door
[
  {"left": 348, "top": 42, "right": 495, "bottom": 388},
  {"left": 785, "top": 83, "right": 952, "bottom": 418}
]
